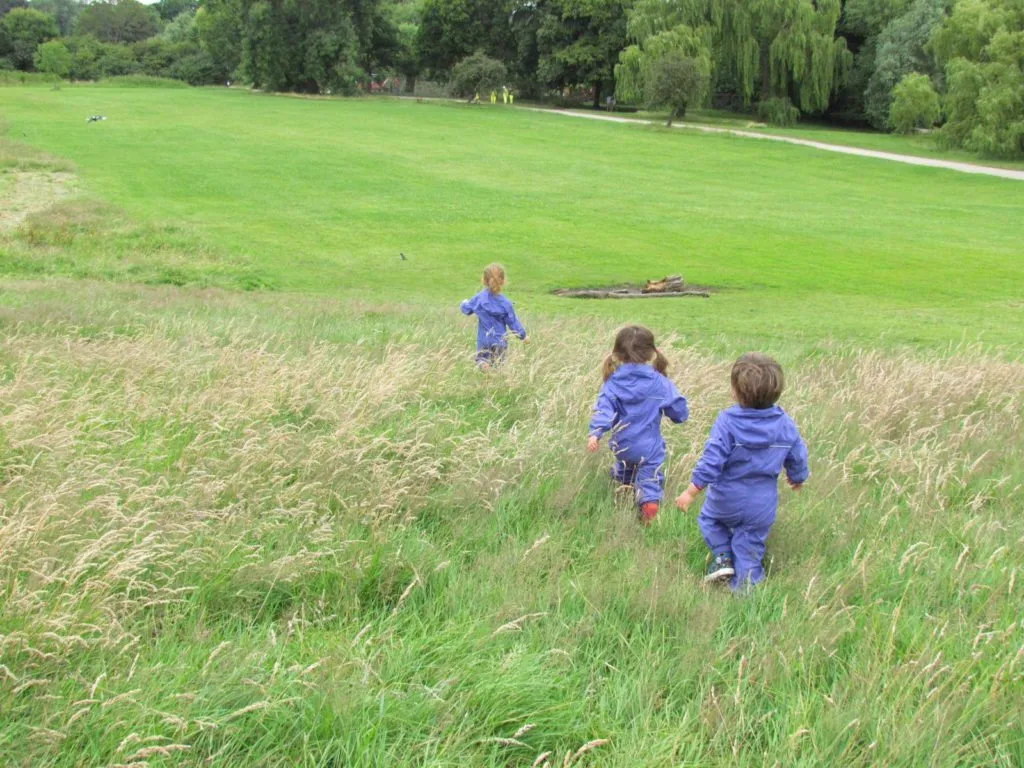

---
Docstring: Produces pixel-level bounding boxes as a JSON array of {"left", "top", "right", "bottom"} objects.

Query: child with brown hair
[
  {"left": 460, "top": 263, "right": 528, "bottom": 367},
  {"left": 677, "top": 353, "right": 809, "bottom": 589},
  {"left": 587, "top": 326, "right": 689, "bottom": 522}
]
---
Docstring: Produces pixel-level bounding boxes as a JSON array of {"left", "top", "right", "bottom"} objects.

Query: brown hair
[
  {"left": 731, "top": 353, "right": 784, "bottom": 409},
  {"left": 483, "top": 263, "right": 506, "bottom": 294},
  {"left": 604, "top": 325, "right": 668, "bottom": 380}
]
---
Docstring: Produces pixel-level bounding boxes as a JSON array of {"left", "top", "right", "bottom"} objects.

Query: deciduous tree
[
  {"left": 1, "top": 7, "right": 58, "bottom": 69},
  {"left": 449, "top": 49, "right": 505, "bottom": 98},
  {"left": 75, "top": 0, "right": 161, "bottom": 44},
  {"left": 888, "top": 71, "right": 940, "bottom": 131}
]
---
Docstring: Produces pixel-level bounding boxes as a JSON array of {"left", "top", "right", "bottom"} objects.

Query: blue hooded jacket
[
  {"left": 589, "top": 363, "right": 689, "bottom": 462},
  {"left": 461, "top": 290, "right": 526, "bottom": 350},
  {"left": 692, "top": 404, "right": 809, "bottom": 521}
]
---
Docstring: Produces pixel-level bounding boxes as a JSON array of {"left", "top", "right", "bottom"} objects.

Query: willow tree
[
  {"left": 615, "top": 21, "right": 712, "bottom": 107},
  {"left": 619, "top": 0, "right": 851, "bottom": 113}
]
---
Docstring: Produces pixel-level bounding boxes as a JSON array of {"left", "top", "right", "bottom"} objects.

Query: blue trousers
[
  {"left": 697, "top": 507, "right": 775, "bottom": 590},
  {"left": 475, "top": 345, "right": 506, "bottom": 366},
  {"left": 611, "top": 458, "right": 664, "bottom": 506}
]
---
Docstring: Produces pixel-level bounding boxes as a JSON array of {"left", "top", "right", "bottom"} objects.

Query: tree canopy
[
  {"left": 1, "top": 7, "right": 58, "bottom": 69},
  {"left": 75, "top": 0, "right": 161, "bottom": 44}
]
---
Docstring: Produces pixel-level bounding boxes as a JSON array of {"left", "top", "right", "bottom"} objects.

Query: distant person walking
[
  {"left": 490, "top": 90, "right": 497, "bottom": 104},
  {"left": 502, "top": 86, "right": 509, "bottom": 104},
  {"left": 460, "top": 264, "right": 528, "bottom": 368}
]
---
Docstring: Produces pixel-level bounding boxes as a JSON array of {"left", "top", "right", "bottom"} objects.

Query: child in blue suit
[
  {"left": 588, "top": 326, "right": 689, "bottom": 523},
  {"left": 677, "top": 353, "right": 809, "bottom": 590},
  {"left": 460, "top": 263, "right": 528, "bottom": 366}
]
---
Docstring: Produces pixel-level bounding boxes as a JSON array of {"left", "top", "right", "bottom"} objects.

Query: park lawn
[{"left": 1, "top": 86, "right": 1023, "bottom": 352}]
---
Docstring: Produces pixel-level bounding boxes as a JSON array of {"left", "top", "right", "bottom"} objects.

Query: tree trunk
[
  {"left": 760, "top": 42, "right": 771, "bottom": 100},
  {"left": 665, "top": 115, "right": 673, "bottom": 127},
  {"left": 593, "top": 80, "right": 601, "bottom": 109}
]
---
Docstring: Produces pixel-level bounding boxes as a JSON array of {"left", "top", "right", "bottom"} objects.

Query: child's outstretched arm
[
  {"left": 662, "top": 380, "right": 689, "bottom": 424},
  {"left": 505, "top": 303, "right": 527, "bottom": 341},
  {"left": 587, "top": 385, "right": 616, "bottom": 451},
  {"left": 677, "top": 414, "right": 733, "bottom": 510},
  {"left": 784, "top": 431, "right": 810, "bottom": 489}
]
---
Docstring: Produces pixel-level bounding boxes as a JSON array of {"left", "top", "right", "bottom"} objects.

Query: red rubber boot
[{"left": 639, "top": 502, "right": 659, "bottom": 524}]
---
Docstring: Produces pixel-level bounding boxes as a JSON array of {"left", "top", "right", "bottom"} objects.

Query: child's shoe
[
  {"left": 639, "top": 502, "right": 659, "bottom": 524},
  {"left": 704, "top": 553, "right": 735, "bottom": 583}
]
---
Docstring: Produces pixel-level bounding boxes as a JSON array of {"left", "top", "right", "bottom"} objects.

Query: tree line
[{"left": 1, "top": 0, "right": 1022, "bottom": 157}]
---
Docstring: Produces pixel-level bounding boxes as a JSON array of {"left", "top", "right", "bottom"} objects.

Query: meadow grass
[
  {"left": 1, "top": 86, "right": 1023, "bottom": 766},
  {"left": 0, "top": 281, "right": 1021, "bottom": 766}
]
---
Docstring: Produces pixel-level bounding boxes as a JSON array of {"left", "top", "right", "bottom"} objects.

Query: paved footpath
[{"left": 521, "top": 107, "right": 1024, "bottom": 182}]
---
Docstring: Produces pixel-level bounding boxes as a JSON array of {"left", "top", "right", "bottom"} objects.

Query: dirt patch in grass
[
  {"left": 552, "top": 283, "right": 713, "bottom": 299},
  {"left": 0, "top": 171, "right": 77, "bottom": 232}
]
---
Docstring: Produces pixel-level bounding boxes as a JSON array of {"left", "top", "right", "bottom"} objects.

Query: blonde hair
[
  {"left": 483, "top": 263, "right": 506, "bottom": 294},
  {"left": 603, "top": 325, "right": 668, "bottom": 381}
]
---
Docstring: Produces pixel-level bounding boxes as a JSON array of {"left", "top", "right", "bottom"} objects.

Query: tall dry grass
[{"left": 0, "top": 282, "right": 1021, "bottom": 766}]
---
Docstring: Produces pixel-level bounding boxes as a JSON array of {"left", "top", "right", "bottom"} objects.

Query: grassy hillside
[{"left": 1, "top": 87, "right": 1022, "bottom": 766}]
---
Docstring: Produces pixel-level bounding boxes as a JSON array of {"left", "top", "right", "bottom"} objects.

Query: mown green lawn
[{"left": 2, "top": 86, "right": 1023, "bottom": 351}]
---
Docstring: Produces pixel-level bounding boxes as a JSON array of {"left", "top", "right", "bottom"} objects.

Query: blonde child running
[
  {"left": 460, "top": 264, "right": 528, "bottom": 367},
  {"left": 587, "top": 326, "right": 689, "bottom": 523}
]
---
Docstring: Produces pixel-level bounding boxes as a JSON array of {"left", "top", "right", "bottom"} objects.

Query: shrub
[
  {"left": 167, "top": 50, "right": 215, "bottom": 85},
  {"left": 95, "top": 74, "right": 190, "bottom": 87},
  {"left": 448, "top": 52, "right": 506, "bottom": 101},
  {"left": 757, "top": 96, "right": 800, "bottom": 126},
  {"left": 645, "top": 51, "right": 709, "bottom": 126},
  {"left": 34, "top": 39, "right": 72, "bottom": 79},
  {"left": 888, "top": 72, "right": 940, "bottom": 133}
]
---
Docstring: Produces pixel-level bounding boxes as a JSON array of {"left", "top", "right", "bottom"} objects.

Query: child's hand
[
  {"left": 787, "top": 479, "right": 803, "bottom": 491},
  {"left": 522, "top": 336, "right": 530, "bottom": 345},
  {"left": 675, "top": 483, "right": 702, "bottom": 511},
  {"left": 587, "top": 436, "right": 599, "bottom": 453}
]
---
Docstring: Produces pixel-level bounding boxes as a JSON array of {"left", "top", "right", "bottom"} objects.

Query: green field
[
  {"left": 4, "top": 87, "right": 1024, "bottom": 349},
  {"left": 1, "top": 86, "right": 1023, "bottom": 766}
]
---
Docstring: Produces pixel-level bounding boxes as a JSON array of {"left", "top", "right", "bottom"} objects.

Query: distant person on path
[
  {"left": 490, "top": 90, "right": 497, "bottom": 104},
  {"left": 588, "top": 326, "right": 689, "bottom": 524},
  {"left": 460, "top": 264, "right": 528, "bottom": 368},
  {"left": 677, "top": 353, "right": 809, "bottom": 590},
  {"left": 509, "top": 88, "right": 515, "bottom": 105},
  {"left": 502, "top": 86, "right": 509, "bottom": 104}
]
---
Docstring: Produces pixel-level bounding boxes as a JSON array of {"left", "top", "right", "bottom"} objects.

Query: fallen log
[
  {"left": 643, "top": 275, "right": 685, "bottom": 293},
  {"left": 554, "top": 289, "right": 710, "bottom": 299}
]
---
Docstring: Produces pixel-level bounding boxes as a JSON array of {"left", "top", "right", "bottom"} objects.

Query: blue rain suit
[
  {"left": 589, "top": 363, "right": 689, "bottom": 505},
  {"left": 460, "top": 290, "right": 526, "bottom": 365},
  {"left": 692, "top": 405, "right": 809, "bottom": 590}
]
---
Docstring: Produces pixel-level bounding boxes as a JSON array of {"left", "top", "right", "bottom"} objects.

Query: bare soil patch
[{"left": 554, "top": 274, "right": 712, "bottom": 299}]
